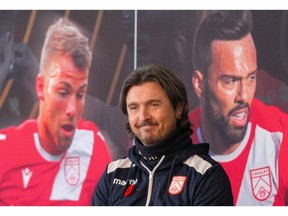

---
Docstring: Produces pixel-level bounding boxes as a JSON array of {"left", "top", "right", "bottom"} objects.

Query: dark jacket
[{"left": 92, "top": 127, "right": 233, "bottom": 206}]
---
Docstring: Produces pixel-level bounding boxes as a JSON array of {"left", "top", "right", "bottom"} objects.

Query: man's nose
[
  {"left": 235, "top": 80, "right": 249, "bottom": 104},
  {"left": 139, "top": 106, "right": 151, "bottom": 121},
  {"left": 66, "top": 96, "right": 77, "bottom": 117}
]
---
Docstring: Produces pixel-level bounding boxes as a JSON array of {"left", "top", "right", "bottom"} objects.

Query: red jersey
[
  {"left": 189, "top": 98, "right": 288, "bottom": 205},
  {"left": 0, "top": 119, "right": 111, "bottom": 206}
]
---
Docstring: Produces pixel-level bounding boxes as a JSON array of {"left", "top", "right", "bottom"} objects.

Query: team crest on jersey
[
  {"left": 168, "top": 176, "right": 187, "bottom": 195},
  {"left": 64, "top": 156, "right": 80, "bottom": 186},
  {"left": 250, "top": 166, "right": 271, "bottom": 201}
]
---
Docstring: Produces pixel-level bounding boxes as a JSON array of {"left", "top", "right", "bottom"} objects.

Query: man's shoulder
[
  {"left": 77, "top": 118, "right": 111, "bottom": 159},
  {"left": 0, "top": 119, "right": 36, "bottom": 138},
  {"left": 77, "top": 118, "right": 100, "bottom": 131},
  {"left": 252, "top": 98, "right": 287, "bottom": 116},
  {"left": 107, "top": 157, "right": 131, "bottom": 174},
  {"left": 0, "top": 120, "right": 37, "bottom": 156},
  {"left": 251, "top": 98, "right": 288, "bottom": 131},
  {"left": 77, "top": 118, "right": 107, "bottom": 141}
]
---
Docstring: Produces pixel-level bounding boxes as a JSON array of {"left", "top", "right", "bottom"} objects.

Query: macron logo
[{"left": 22, "top": 168, "right": 33, "bottom": 189}]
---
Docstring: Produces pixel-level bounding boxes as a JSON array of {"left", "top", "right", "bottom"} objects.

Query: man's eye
[
  {"left": 77, "top": 92, "right": 85, "bottom": 99},
  {"left": 249, "top": 74, "right": 257, "bottom": 81},
  {"left": 129, "top": 106, "right": 137, "bottom": 111},
  {"left": 223, "top": 78, "right": 238, "bottom": 85},
  {"left": 58, "top": 89, "right": 68, "bottom": 96},
  {"left": 151, "top": 103, "right": 159, "bottom": 107},
  {"left": 149, "top": 103, "right": 160, "bottom": 109}
]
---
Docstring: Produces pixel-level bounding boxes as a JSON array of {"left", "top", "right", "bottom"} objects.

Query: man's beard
[{"left": 204, "top": 88, "right": 249, "bottom": 146}]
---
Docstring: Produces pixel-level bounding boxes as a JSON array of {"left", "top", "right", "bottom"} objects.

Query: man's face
[
  {"left": 37, "top": 54, "right": 88, "bottom": 155},
  {"left": 203, "top": 34, "right": 257, "bottom": 144},
  {"left": 126, "top": 81, "right": 182, "bottom": 146}
]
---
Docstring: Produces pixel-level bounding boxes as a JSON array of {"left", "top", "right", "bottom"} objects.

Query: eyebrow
[
  {"left": 57, "top": 81, "right": 88, "bottom": 90},
  {"left": 127, "top": 99, "right": 162, "bottom": 107},
  {"left": 219, "top": 70, "right": 257, "bottom": 79}
]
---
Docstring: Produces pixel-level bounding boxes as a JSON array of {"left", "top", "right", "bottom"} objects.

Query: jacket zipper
[{"left": 140, "top": 155, "right": 165, "bottom": 206}]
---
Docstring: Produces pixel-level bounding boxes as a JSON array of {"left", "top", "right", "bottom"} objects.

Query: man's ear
[
  {"left": 36, "top": 74, "right": 45, "bottom": 101},
  {"left": 192, "top": 70, "right": 204, "bottom": 98},
  {"left": 175, "top": 103, "right": 184, "bottom": 120}
]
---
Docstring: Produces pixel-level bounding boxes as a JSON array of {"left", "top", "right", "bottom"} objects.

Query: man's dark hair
[
  {"left": 119, "top": 64, "right": 192, "bottom": 137},
  {"left": 193, "top": 10, "right": 252, "bottom": 76}
]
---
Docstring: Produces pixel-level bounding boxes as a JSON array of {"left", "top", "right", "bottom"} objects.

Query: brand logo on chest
[
  {"left": 168, "top": 176, "right": 187, "bottom": 195},
  {"left": 22, "top": 168, "right": 33, "bottom": 189},
  {"left": 250, "top": 166, "right": 272, "bottom": 201},
  {"left": 64, "top": 156, "right": 80, "bottom": 186}
]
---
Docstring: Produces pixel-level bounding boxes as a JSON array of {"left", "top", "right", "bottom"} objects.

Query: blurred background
[
  {"left": 2, "top": 10, "right": 288, "bottom": 158},
  {"left": 7, "top": 11, "right": 288, "bottom": 109}
]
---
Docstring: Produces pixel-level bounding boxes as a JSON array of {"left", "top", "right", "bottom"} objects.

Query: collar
[{"left": 133, "top": 127, "right": 192, "bottom": 159}]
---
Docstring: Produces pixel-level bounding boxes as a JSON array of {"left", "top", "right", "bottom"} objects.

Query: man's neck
[{"left": 200, "top": 118, "right": 240, "bottom": 155}]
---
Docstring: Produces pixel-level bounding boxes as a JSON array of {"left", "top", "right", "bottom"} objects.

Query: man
[
  {"left": 0, "top": 11, "right": 126, "bottom": 161},
  {"left": 92, "top": 64, "right": 233, "bottom": 206},
  {"left": 190, "top": 10, "right": 288, "bottom": 205},
  {"left": 0, "top": 19, "right": 111, "bottom": 205}
]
